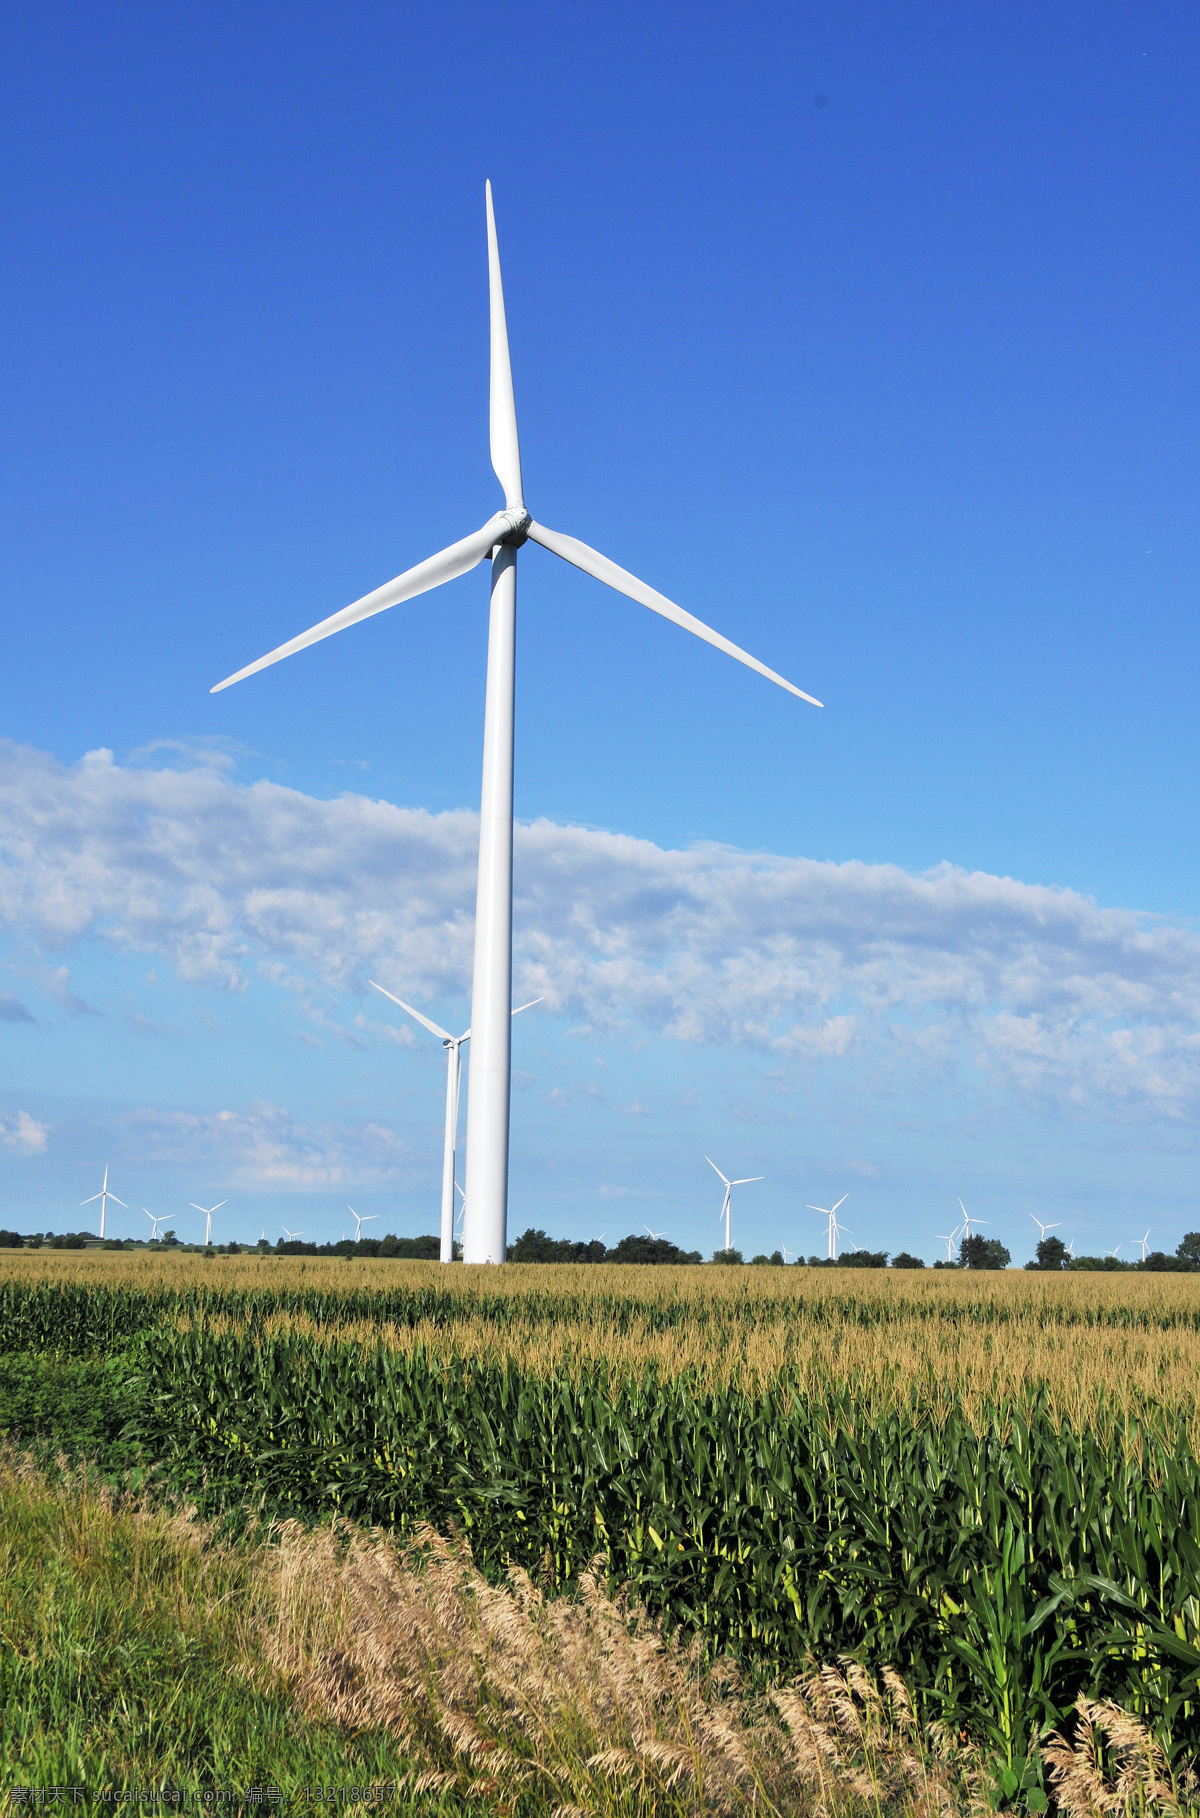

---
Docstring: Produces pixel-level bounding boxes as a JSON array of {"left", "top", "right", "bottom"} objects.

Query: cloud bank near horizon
[{"left": 2, "top": 737, "right": 1199, "bottom": 1136}]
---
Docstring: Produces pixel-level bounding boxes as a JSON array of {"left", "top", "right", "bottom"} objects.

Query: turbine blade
[
  {"left": 369, "top": 981, "right": 455, "bottom": 1043},
  {"left": 705, "top": 1157, "right": 731, "bottom": 1185},
  {"left": 486, "top": 182, "right": 523, "bottom": 509},
  {"left": 108, "top": 1195, "right": 127, "bottom": 1209},
  {"left": 832, "top": 1194, "right": 849, "bottom": 1212},
  {"left": 211, "top": 516, "right": 508, "bottom": 693},
  {"left": 527, "top": 521, "right": 822, "bottom": 706},
  {"left": 80, "top": 1192, "right": 101, "bottom": 1205},
  {"left": 732, "top": 1176, "right": 764, "bottom": 1185},
  {"left": 511, "top": 997, "right": 543, "bottom": 1016}
]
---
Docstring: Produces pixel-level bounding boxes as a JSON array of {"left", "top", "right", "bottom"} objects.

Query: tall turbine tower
[
  {"left": 808, "top": 1193, "right": 851, "bottom": 1261},
  {"left": 370, "top": 982, "right": 540, "bottom": 1263},
  {"left": 82, "top": 1166, "right": 126, "bottom": 1240},
  {"left": 213, "top": 184, "right": 821, "bottom": 1264},
  {"left": 706, "top": 1158, "right": 763, "bottom": 1253}
]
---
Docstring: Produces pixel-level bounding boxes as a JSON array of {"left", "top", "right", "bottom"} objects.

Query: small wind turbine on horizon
[
  {"left": 143, "top": 1208, "right": 167, "bottom": 1243},
  {"left": 1030, "top": 1214, "right": 1062, "bottom": 1244},
  {"left": 643, "top": 1223, "right": 669, "bottom": 1241},
  {"left": 370, "top": 982, "right": 541, "bottom": 1264},
  {"left": 936, "top": 1225, "right": 962, "bottom": 1263},
  {"left": 1107, "top": 1243, "right": 1122, "bottom": 1259},
  {"left": 281, "top": 1226, "right": 304, "bottom": 1242},
  {"left": 191, "top": 1200, "right": 227, "bottom": 1247},
  {"left": 348, "top": 1207, "right": 378, "bottom": 1242},
  {"left": 82, "top": 1166, "right": 126, "bottom": 1241},
  {"left": 706, "top": 1159, "right": 763, "bottom": 1253},
  {"left": 808, "top": 1193, "right": 851, "bottom": 1262},
  {"left": 958, "top": 1200, "right": 989, "bottom": 1241},
  {"left": 1135, "top": 1230, "right": 1151, "bottom": 1261},
  {"left": 213, "top": 183, "right": 821, "bottom": 1266}
]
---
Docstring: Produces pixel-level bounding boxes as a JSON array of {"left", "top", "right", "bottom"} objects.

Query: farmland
[{"left": 2, "top": 1250, "right": 1199, "bottom": 1798}]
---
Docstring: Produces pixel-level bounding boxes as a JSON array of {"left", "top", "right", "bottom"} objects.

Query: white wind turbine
[
  {"left": 1135, "top": 1229, "right": 1151, "bottom": 1261},
  {"left": 214, "top": 183, "right": 821, "bottom": 1267},
  {"left": 82, "top": 1166, "right": 126, "bottom": 1240},
  {"left": 958, "top": 1200, "right": 989, "bottom": 1242},
  {"left": 348, "top": 1207, "right": 378, "bottom": 1242},
  {"left": 1030, "top": 1214, "right": 1062, "bottom": 1243},
  {"left": 191, "top": 1200, "right": 227, "bottom": 1247},
  {"left": 370, "top": 982, "right": 541, "bottom": 1263},
  {"left": 281, "top": 1226, "right": 304, "bottom": 1242},
  {"left": 706, "top": 1159, "right": 764, "bottom": 1253},
  {"left": 936, "top": 1224, "right": 962, "bottom": 1263},
  {"left": 1106, "top": 1242, "right": 1122, "bottom": 1259},
  {"left": 143, "top": 1208, "right": 167, "bottom": 1243},
  {"left": 643, "top": 1223, "right": 669, "bottom": 1241},
  {"left": 808, "top": 1193, "right": 851, "bottom": 1262}
]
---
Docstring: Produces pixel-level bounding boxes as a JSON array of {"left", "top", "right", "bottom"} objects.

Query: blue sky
[{"left": 1, "top": 1, "right": 1198, "bottom": 1260}]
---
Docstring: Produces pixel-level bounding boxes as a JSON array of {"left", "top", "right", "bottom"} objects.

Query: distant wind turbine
[
  {"left": 1030, "top": 1214, "right": 1062, "bottom": 1242},
  {"left": 371, "top": 982, "right": 541, "bottom": 1264},
  {"left": 1135, "top": 1229, "right": 1151, "bottom": 1261},
  {"left": 82, "top": 1166, "right": 126, "bottom": 1240},
  {"left": 781, "top": 1244, "right": 797, "bottom": 1265},
  {"left": 281, "top": 1226, "right": 303, "bottom": 1242},
  {"left": 707, "top": 1159, "right": 763, "bottom": 1252},
  {"left": 191, "top": 1200, "right": 227, "bottom": 1247},
  {"left": 214, "top": 183, "right": 821, "bottom": 1267},
  {"left": 348, "top": 1206, "right": 378, "bottom": 1242},
  {"left": 1106, "top": 1243, "right": 1122, "bottom": 1259},
  {"left": 808, "top": 1193, "right": 851, "bottom": 1262},
  {"left": 958, "top": 1200, "right": 989, "bottom": 1241},
  {"left": 936, "top": 1225, "right": 962, "bottom": 1263},
  {"left": 643, "top": 1224, "right": 669, "bottom": 1241},
  {"left": 143, "top": 1208, "right": 167, "bottom": 1242}
]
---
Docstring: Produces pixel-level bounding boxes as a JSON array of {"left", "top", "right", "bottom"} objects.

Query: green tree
[
  {"left": 961, "top": 1234, "right": 1011, "bottom": 1270},
  {"left": 1035, "top": 1236, "right": 1068, "bottom": 1271},
  {"left": 711, "top": 1247, "right": 744, "bottom": 1265},
  {"left": 1177, "top": 1231, "right": 1200, "bottom": 1268},
  {"left": 891, "top": 1251, "right": 925, "bottom": 1269}
]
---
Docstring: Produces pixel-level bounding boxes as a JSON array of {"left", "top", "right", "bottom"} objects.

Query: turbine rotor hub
[{"left": 497, "top": 506, "right": 531, "bottom": 547}]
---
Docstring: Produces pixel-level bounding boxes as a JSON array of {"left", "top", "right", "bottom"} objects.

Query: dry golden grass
[
  {"left": 265, "top": 1518, "right": 967, "bottom": 1817},
  {"left": 1042, "top": 1698, "right": 1199, "bottom": 1817}
]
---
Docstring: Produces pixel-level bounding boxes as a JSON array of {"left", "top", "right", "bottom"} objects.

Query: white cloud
[
  {"left": 1, "top": 1110, "right": 50, "bottom": 1154},
  {"left": 2, "top": 737, "right": 1200, "bottom": 1127},
  {"left": 121, "top": 1101, "right": 411, "bottom": 1189}
]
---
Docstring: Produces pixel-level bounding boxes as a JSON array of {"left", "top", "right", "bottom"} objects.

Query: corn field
[{"left": 3, "top": 1253, "right": 1200, "bottom": 1776}]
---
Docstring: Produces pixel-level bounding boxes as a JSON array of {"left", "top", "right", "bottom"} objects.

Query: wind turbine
[
  {"left": 643, "top": 1223, "right": 669, "bottom": 1241},
  {"left": 936, "top": 1225, "right": 962, "bottom": 1263},
  {"left": 348, "top": 1207, "right": 378, "bottom": 1242},
  {"left": 1066, "top": 1238, "right": 1075, "bottom": 1257},
  {"left": 808, "top": 1193, "right": 851, "bottom": 1261},
  {"left": 1106, "top": 1243, "right": 1122, "bottom": 1259},
  {"left": 82, "top": 1166, "right": 126, "bottom": 1240},
  {"left": 781, "top": 1244, "right": 798, "bottom": 1265},
  {"left": 143, "top": 1208, "right": 167, "bottom": 1242},
  {"left": 191, "top": 1200, "right": 227, "bottom": 1247},
  {"left": 1135, "top": 1230, "right": 1151, "bottom": 1261},
  {"left": 958, "top": 1200, "right": 989, "bottom": 1241},
  {"left": 370, "top": 982, "right": 541, "bottom": 1263},
  {"left": 706, "top": 1159, "right": 764, "bottom": 1253},
  {"left": 281, "top": 1226, "right": 304, "bottom": 1242},
  {"left": 214, "top": 184, "right": 821, "bottom": 1266},
  {"left": 1030, "top": 1214, "right": 1062, "bottom": 1243}
]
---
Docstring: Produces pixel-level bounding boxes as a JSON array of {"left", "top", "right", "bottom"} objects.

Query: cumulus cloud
[
  {"left": 2, "top": 737, "right": 1200, "bottom": 1125},
  {"left": 1, "top": 1110, "right": 50, "bottom": 1154},
  {"left": 121, "top": 1101, "right": 411, "bottom": 1189}
]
